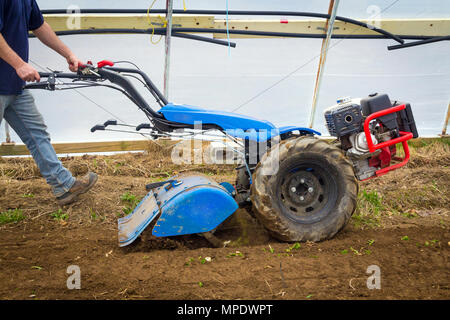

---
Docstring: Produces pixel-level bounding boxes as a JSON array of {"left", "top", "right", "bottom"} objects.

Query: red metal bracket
[{"left": 362, "top": 104, "right": 413, "bottom": 180}]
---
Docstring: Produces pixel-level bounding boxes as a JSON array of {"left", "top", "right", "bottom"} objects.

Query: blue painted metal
[
  {"left": 159, "top": 103, "right": 321, "bottom": 141},
  {"left": 117, "top": 175, "right": 238, "bottom": 246},
  {"left": 278, "top": 126, "right": 322, "bottom": 136},
  {"left": 118, "top": 190, "right": 160, "bottom": 247},
  {"left": 219, "top": 181, "right": 236, "bottom": 196},
  {"left": 225, "top": 126, "right": 321, "bottom": 142},
  {"left": 152, "top": 175, "right": 238, "bottom": 237},
  {"left": 159, "top": 103, "right": 275, "bottom": 131}
]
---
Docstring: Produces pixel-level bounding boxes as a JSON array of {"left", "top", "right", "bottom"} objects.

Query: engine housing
[{"left": 323, "top": 93, "right": 418, "bottom": 180}]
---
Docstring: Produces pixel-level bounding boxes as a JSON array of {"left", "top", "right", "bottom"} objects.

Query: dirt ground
[{"left": 0, "top": 139, "right": 448, "bottom": 300}]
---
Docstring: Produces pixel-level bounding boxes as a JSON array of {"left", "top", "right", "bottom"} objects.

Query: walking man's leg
[{"left": 3, "top": 90, "right": 97, "bottom": 205}]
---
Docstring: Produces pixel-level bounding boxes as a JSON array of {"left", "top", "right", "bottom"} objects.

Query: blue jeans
[{"left": 0, "top": 90, "right": 75, "bottom": 197}]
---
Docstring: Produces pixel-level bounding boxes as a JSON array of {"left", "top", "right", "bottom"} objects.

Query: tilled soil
[{"left": 0, "top": 141, "right": 449, "bottom": 300}]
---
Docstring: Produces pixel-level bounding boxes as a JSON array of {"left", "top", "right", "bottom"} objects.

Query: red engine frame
[{"left": 362, "top": 104, "right": 414, "bottom": 180}]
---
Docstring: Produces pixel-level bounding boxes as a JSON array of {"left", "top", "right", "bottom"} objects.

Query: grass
[
  {"left": 424, "top": 239, "right": 439, "bottom": 247},
  {"left": 0, "top": 143, "right": 235, "bottom": 182},
  {"left": 21, "top": 193, "right": 34, "bottom": 198},
  {"left": 341, "top": 240, "right": 375, "bottom": 256},
  {"left": 227, "top": 251, "right": 244, "bottom": 258},
  {"left": 89, "top": 208, "right": 105, "bottom": 222},
  {"left": 362, "top": 190, "right": 384, "bottom": 214},
  {"left": 50, "top": 209, "right": 68, "bottom": 221},
  {"left": 349, "top": 138, "right": 449, "bottom": 229},
  {"left": 285, "top": 242, "right": 301, "bottom": 253},
  {"left": 185, "top": 257, "right": 194, "bottom": 266},
  {"left": 119, "top": 192, "right": 142, "bottom": 217},
  {"left": 350, "top": 247, "right": 362, "bottom": 255},
  {"left": 0, "top": 209, "right": 25, "bottom": 224},
  {"left": 352, "top": 189, "right": 383, "bottom": 228},
  {"left": 399, "top": 210, "right": 418, "bottom": 219}
]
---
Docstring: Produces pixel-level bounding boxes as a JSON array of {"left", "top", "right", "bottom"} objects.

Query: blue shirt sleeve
[{"left": 28, "top": 0, "right": 44, "bottom": 31}]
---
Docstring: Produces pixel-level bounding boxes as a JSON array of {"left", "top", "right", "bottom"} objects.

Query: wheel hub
[
  {"left": 280, "top": 166, "right": 331, "bottom": 222},
  {"left": 286, "top": 171, "right": 321, "bottom": 206}
]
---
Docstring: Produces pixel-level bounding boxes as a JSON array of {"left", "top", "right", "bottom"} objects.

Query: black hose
[
  {"left": 29, "top": 27, "right": 415, "bottom": 42},
  {"left": 41, "top": 9, "right": 404, "bottom": 44},
  {"left": 171, "top": 32, "right": 236, "bottom": 47},
  {"left": 28, "top": 29, "right": 236, "bottom": 48},
  {"left": 387, "top": 35, "right": 450, "bottom": 50},
  {"left": 167, "top": 28, "right": 399, "bottom": 40}
]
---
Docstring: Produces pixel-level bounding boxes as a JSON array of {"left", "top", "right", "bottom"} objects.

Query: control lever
[
  {"left": 24, "top": 73, "right": 56, "bottom": 90},
  {"left": 91, "top": 124, "right": 106, "bottom": 132},
  {"left": 78, "top": 61, "right": 101, "bottom": 78},
  {"left": 136, "top": 123, "right": 152, "bottom": 131},
  {"left": 145, "top": 180, "right": 181, "bottom": 191},
  {"left": 97, "top": 60, "right": 115, "bottom": 68},
  {"left": 103, "top": 119, "right": 118, "bottom": 127},
  {"left": 47, "top": 73, "right": 56, "bottom": 90}
]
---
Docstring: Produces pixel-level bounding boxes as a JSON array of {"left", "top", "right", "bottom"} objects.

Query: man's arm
[
  {"left": 32, "top": 22, "right": 83, "bottom": 72},
  {"left": 0, "top": 33, "right": 40, "bottom": 82}
]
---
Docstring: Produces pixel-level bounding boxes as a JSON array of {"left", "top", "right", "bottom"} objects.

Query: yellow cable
[
  {"left": 147, "top": 0, "right": 187, "bottom": 45},
  {"left": 147, "top": 0, "right": 164, "bottom": 45}
]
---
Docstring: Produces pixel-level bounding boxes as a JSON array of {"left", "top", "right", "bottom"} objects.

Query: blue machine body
[
  {"left": 118, "top": 103, "right": 321, "bottom": 247},
  {"left": 118, "top": 175, "right": 238, "bottom": 246},
  {"left": 158, "top": 103, "right": 321, "bottom": 141}
]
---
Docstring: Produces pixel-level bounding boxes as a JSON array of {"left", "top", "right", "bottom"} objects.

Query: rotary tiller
[{"left": 25, "top": 61, "right": 418, "bottom": 246}]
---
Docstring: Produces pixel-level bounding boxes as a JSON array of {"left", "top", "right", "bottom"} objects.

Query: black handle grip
[
  {"left": 145, "top": 180, "right": 176, "bottom": 191},
  {"left": 103, "top": 119, "right": 118, "bottom": 127},
  {"left": 90, "top": 124, "right": 106, "bottom": 132},
  {"left": 24, "top": 82, "right": 52, "bottom": 90},
  {"left": 136, "top": 123, "right": 151, "bottom": 131}
]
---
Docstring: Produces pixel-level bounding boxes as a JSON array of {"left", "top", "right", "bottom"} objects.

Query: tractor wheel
[{"left": 251, "top": 136, "right": 358, "bottom": 242}]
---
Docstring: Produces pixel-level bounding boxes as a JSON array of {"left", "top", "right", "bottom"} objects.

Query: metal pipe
[
  {"left": 308, "top": 0, "right": 339, "bottom": 129},
  {"left": 442, "top": 102, "right": 450, "bottom": 136},
  {"left": 163, "top": 0, "right": 174, "bottom": 99},
  {"left": 5, "top": 122, "right": 12, "bottom": 144},
  {"left": 105, "top": 66, "right": 169, "bottom": 106},
  {"left": 388, "top": 35, "right": 450, "bottom": 50}
]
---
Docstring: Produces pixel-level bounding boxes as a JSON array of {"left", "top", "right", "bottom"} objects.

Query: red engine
[{"left": 324, "top": 93, "right": 418, "bottom": 180}]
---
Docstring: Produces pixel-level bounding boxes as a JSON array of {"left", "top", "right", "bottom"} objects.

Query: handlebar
[
  {"left": 24, "top": 61, "right": 167, "bottom": 119},
  {"left": 36, "top": 71, "right": 100, "bottom": 80}
]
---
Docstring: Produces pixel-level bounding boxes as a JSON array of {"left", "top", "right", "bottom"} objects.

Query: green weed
[
  {"left": 0, "top": 209, "right": 24, "bottom": 224},
  {"left": 227, "top": 251, "right": 244, "bottom": 258},
  {"left": 21, "top": 193, "right": 34, "bottom": 198},
  {"left": 50, "top": 209, "right": 68, "bottom": 221},
  {"left": 285, "top": 242, "right": 301, "bottom": 253},
  {"left": 120, "top": 192, "right": 141, "bottom": 216},
  {"left": 352, "top": 190, "right": 384, "bottom": 228}
]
